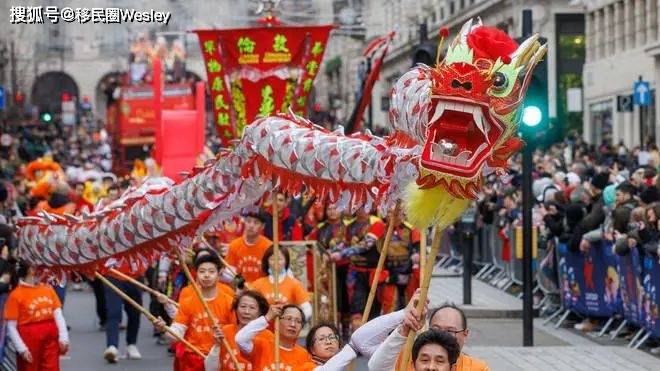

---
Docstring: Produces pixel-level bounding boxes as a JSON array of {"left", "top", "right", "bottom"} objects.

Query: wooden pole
[
  {"left": 271, "top": 190, "right": 281, "bottom": 371},
  {"left": 419, "top": 228, "right": 427, "bottom": 289},
  {"left": 331, "top": 261, "right": 338, "bottom": 326},
  {"left": 361, "top": 201, "right": 400, "bottom": 325},
  {"left": 94, "top": 272, "right": 205, "bottom": 358},
  {"left": 174, "top": 249, "right": 241, "bottom": 370},
  {"left": 313, "top": 246, "right": 320, "bottom": 325},
  {"left": 398, "top": 227, "right": 443, "bottom": 371},
  {"left": 109, "top": 268, "right": 179, "bottom": 308}
]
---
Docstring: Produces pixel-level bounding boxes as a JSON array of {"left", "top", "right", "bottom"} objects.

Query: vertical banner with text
[{"left": 194, "top": 25, "right": 334, "bottom": 146}]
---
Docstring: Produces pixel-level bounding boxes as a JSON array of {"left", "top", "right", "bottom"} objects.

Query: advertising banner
[{"left": 557, "top": 241, "right": 620, "bottom": 317}]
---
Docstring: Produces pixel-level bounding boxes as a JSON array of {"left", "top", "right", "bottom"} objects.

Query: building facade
[
  {"left": 0, "top": 0, "right": 333, "bottom": 120},
  {"left": 583, "top": 0, "right": 660, "bottom": 148}
]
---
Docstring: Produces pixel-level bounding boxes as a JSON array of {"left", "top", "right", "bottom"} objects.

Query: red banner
[{"left": 194, "top": 24, "right": 334, "bottom": 146}]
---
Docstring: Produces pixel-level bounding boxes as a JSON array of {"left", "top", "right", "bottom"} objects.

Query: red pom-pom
[
  {"left": 466, "top": 27, "right": 518, "bottom": 62},
  {"left": 439, "top": 27, "right": 449, "bottom": 39},
  {"left": 501, "top": 55, "right": 511, "bottom": 64}
]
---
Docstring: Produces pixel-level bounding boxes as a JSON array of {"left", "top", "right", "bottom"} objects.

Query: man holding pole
[
  {"left": 154, "top": 253, "right": 234, "bottom": 371},
  {"left": 376, "top": 303, "right": 490, "bottom": 371}
]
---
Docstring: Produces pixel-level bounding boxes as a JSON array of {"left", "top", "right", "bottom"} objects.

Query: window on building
[
  {"left": 432, "top": 11, "right": 437, "bottom": 24},
  {"left": 557, "top": 14, "right": 586, "bottom": 141},
  {"left": 589, "top": 100, "right": 613, "bottom": 145},
  {"left": 450, "top": 1, "right": 455, "bottom": 15},
  {"left": 440, "top": 7, "right": 445, "bottom": 20},
  {"left": 606, "top": 4, "right": 615, "bottom": 56},
  {"left": 558, "top": 34, "right": 586, "bottom": 60},
  {"left": 460, "top": 0, "right": 465, "bottom": 10}
]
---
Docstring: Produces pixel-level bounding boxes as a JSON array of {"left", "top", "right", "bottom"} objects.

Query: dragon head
[{"left": 390, "top": 19, "right": 546, "bottom": 200}]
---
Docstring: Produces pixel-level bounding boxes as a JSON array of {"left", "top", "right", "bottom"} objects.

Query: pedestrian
[
  {"left": 4, "top": 261, "right": 69, "bottom": 371},
  {"left": 102, "top": 270, "right": 143, "bottom": 363}
]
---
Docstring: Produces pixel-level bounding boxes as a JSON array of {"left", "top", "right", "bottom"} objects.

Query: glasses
[
  {"left": 314, "top": 334, "right": 339, "bottom": 344},
  {"left": 431, "top": 326, "right": 466, "bottom": 335},
  {"left": 280, "top": 316, "right": 303, "bottom": 325}
]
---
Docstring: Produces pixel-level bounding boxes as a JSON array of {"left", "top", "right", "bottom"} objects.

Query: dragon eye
[{"left": 492, "top": 72, "right": 508, "bottom": 90}]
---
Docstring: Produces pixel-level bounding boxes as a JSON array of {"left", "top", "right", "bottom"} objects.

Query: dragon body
[{"left": 17, "top": 20, "right": 546, "bottom": 277}]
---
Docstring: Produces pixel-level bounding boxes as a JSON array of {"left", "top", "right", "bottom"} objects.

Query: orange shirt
[
  {"left": 4, "top": 283, "right": 61, "bottom": 326},
  {"left": 174, "top": 292, "right": 235, "bottom": 354},
  {"left": 251, "top": 276, "right": 310, "bottom": 306},
  {"left": 248, "top": 335, "right": 312, "bottom": 371},
  {"left": 225, "top": 235, "right": 272, "bottom": 283},
  {"left": 396, "top": 351, "right": 490, "bottom": 371},
  {"left": 300, "top": 361, "right": 322, "bottom": 371},
  {"left": 220, "top": 323, "right": 274, "bottom": 371},
  {"left": 178, "top": 282, "right": 234, "bottom": 304}
]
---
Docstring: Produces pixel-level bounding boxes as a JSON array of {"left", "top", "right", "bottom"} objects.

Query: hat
[
  {"left": 533, "top": 178, "right": 554, "bottom": 202},
  {"left": 566, "top": 172, "right": 581, "bottom": 186},
  {"left": 243, "top": 210, "right": 268, "bottom": 224},
  {"left": 603, "top": 185, "right": 616, "bottom": 207},
  {"left": 640, "top": 186, "right": 659, "bottom": 204},
  {"left": 591, "top": 172, "right": 610, "bottom": 191}
]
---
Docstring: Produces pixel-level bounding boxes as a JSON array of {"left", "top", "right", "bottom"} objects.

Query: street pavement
[
  {"left": 60, "top": 287, "right": 369, "bottom": 370},
  {"left": 59, "top": 281, "right": 659, "bottom": 370},
  {"left": 61, "top": 287, "right": 172, "bottom": 371}
]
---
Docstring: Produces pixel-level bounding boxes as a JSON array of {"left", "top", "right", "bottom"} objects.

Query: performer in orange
[
  {"left": 225, "top": 212, "right": 272, "bottom": 284},
  {"left": 236, "top": 303, "right": 312, "bottom": 370},
  {"left": 177, "top": 248, "right": 235, "bottom": 302},
  {"left": 203, "top": 290, "right": 272, "bottom": 370},
  {"left": 154, "top": 253, "right": 234, "bottom": 371},
  {"left": 4, "top": 261, "right": 69, "bottom": 371},
  {"left": 250, "top": 246, "right": 312, "bottom": 320}
]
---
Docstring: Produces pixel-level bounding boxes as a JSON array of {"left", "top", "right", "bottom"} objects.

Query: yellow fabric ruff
[{"left": 403, "top": 182, "right": 470, "bottom": 229}]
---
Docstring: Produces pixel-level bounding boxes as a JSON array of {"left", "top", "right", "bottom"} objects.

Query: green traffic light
[
  {"left": 522, "top": 106, "right": 542, "bottom": 127},
  {"left": 41, "top": 113, "right": 52, "bottom": 122}
]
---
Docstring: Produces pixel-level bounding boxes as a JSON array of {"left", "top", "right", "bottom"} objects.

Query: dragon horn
[
  {"left": 495, "top": 42, "right": 548, "bottom": 115},
  {"left": 511, "top": 34, "right": 540, "bottom": 68},
  {"left": 452, "top": 18, "right": 473, "bottom": 47}
]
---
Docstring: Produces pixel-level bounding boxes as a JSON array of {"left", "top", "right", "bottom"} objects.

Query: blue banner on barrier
[
  {"left": 617, "top": 248, "right": 642, "bottom": 325},
  {"left": 0, "top": 293, "right": 7, "bottom": 363},
  {"left": 557, "top": 241, "right": 619, "bottom": 317},
  {"left": 641, "top": 255, "right": 659, "bottom": 337}
]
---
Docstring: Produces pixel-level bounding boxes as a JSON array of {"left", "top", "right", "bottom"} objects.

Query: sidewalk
[
  {"left": 426, "top": 275, "right": 660, "bottom": 370},
  {"left": 428, "top": 272, "right": 522, "bottom": 318}
]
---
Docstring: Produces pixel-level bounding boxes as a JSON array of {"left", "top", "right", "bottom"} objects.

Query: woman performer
[{"left": 4, "top": 261, "right": 69, "bottom": 371}]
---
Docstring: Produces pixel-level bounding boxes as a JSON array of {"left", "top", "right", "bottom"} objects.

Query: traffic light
[
  {"left": 411, "top": 22, "right": 438, "bottom": 67},
  {"left": 411, "top": 42, "right": 437, "bottom": 67},
  {"left": 517, "top": 36, "right": 548, "bottom": 144},
  {"left": 40, "top": 112, "right": 53, "bottom": 123}
]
